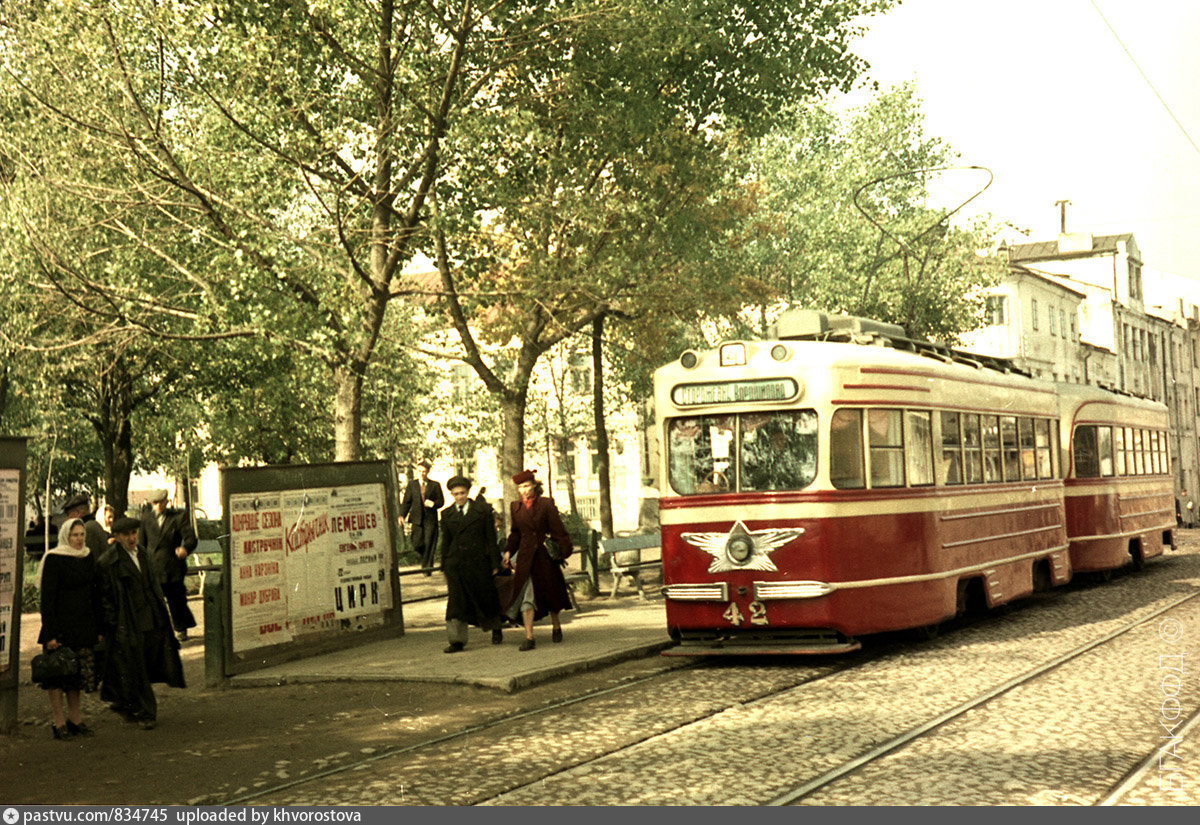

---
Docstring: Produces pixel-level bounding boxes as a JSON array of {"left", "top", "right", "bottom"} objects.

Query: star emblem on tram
[{"left": 680, "top": 520, "right": 805, "bottom": 573}]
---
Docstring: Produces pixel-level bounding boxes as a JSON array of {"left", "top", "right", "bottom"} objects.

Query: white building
[{"left": 963, "top": 231, "right": 1200, "bottom": 526}]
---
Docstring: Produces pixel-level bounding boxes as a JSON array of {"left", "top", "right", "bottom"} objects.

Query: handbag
[{"left": 31, "top": 646, "right": 80, "bottom": 685}]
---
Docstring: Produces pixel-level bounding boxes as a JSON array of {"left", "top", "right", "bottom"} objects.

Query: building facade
[{"left": 962, "top": 232, "right": 1200, "bottom": 527}]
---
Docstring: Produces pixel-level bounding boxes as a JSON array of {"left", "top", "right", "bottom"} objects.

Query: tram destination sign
[{"left": 672, "top": 378, "right": 799, "bottom": 406}]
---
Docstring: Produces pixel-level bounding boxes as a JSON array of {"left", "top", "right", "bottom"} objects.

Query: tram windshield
[{"left": 666, "top": 410, "right": 818, "bottom": 495}]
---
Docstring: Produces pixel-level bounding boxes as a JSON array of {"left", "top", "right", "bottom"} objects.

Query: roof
[
  {"left": 1009, "top": 264, "right": 1088, "bottom": 299},
  {"left": 1007, "top": 233, "right": 1136, "bottom": 263}
]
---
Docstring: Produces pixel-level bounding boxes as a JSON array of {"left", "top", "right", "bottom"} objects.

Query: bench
[{"left": 598, "top": 533, "right": 661, "bottom": 599}]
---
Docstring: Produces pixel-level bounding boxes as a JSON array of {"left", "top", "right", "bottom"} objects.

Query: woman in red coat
[{"left": 503, "top": 470, "right": 573, "bottom": 650}]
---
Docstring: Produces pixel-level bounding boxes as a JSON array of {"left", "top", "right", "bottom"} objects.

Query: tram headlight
[
  {"left": 680, "top": 350, "right": 699, "bottom": 369},
  {"left": 770, "top": 344, "right": 789, "bottom": 361},
  {"left": 726, "top": 534, "right": 754, "bottom": 564}
]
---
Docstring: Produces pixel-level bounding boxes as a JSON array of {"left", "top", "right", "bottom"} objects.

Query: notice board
[{"left": 220, "top": 461, "right": 403, "bottom": 675}]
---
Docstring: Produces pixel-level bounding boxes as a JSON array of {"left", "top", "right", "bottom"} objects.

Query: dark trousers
[
  {"left": 108, "top": 631, "right": 159, "bottom": 722},
  {"left": 414, "top": 518, "right": 439, "bottom": 570},
  {"left": 162, "top": 580, "right": 196, "bottom": 630}
]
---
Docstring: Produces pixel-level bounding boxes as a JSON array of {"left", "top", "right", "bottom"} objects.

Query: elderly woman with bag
[
  {"left": 36, "top": 517, "right": 104, "bottom": 740},
  {"left": 502, "top": 469, "right": 574, "bottom": 651}
]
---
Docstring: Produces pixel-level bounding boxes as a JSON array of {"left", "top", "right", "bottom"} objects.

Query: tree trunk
[
  {"left": 498, "top": 389, "right": 528, "bottom": 508},
  {"left": 333, "top": 364, "right": 364, "bottom": 462},
  {"left": 592, "top": 315, "right": 614, "bottom": 538},
  {"left": 95, "top": 355, "right": 134, "bottom": 516}
]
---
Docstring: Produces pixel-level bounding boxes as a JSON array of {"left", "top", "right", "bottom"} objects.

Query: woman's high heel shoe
[
  {"left": 67, "top": 721, "right": 95, "bottom": 736},
  {"left": 52, "top": 725, "right": 73, "bottom": 741}
]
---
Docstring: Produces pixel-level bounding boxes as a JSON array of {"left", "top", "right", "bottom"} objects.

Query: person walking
[
  {"left": 36, "top": 518, "right": 104, "bottom": 740},
  {"left": 139, "top": 489, "right": 198, "bottom": 641},
  {"left": 97, "top": 517, "right": 185, "bottom": 730},
  {"left": 438, "top": 476, "right": 505, "bottom": 652},
  {"left": 399, "top": 461, "right": 444, "bottom": 575},
  {"left": 503, "top": 469, "right": 573, "bottom": 651}
]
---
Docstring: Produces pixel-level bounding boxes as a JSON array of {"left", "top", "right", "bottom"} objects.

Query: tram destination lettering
[{"left": 672, "top": 378, "right": 798, "bottom": 406}]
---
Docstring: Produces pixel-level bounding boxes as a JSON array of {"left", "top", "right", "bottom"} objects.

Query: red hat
[{"left": 511, "top": 469, "right": 536, "bottom": 485}]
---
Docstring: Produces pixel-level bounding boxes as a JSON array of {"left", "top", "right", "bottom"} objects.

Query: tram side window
[
  {"left": 1161, "top": 431, "right": 1170, "bottom": 474},
  {"left": 1150, "top": 431, "right": 1161, "bottom": 474},
  {"left": 963, "top": 414, "right": 984, "bottom": 483},
  {"left": 906, "top": 411, "right": 934, "bottom": 486},
  {"left": 1000, "top": 416, "right": 1020, "bottom": 481},
  {"left": 1018, "top": 418, "right": 1036, "bottom": 480},
  {"left": 1133, "top": 430, "right": 1145, "bottom": 475},
  {"left": 1124, "top": 427, "right": 1137, "bottom": 475},
  {"left": 1073, "top": 425, "right": 1100, "bottom": 478},
  {"left": 1114, "top": 427, "right": 1126, "bottom": 475},
  {"left": 982, "top": 416, "right": 1002, "bottom": 482},
  {"left": 868, "top": 409, "right": 905, "bottom": 488},
  {"left": 830, "top": 409, "right": 866, "bottom": 489},
  {"left": 940, "top": 412, "right": 962, "bottom": 485},
  {"left": 1097, "top": 426, "right": 1114, "bottom": 476},
  {"left": 1034, "top": 419, "right": 1054, "bottom": 479}
]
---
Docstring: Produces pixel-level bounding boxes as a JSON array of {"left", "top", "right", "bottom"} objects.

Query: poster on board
[
  {"left": 228, "top": 482, "right": 392, "bottom": 655},
  {"left": 228, "top": 491, "right": 289, "bottom": 651},
  {"left": 0, "top": 470, "right": 19, "bottom": 675}
]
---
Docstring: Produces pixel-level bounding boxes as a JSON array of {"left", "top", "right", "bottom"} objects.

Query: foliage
[{"left": 738, "top": 83, "right": 1005, "bottom": 342}]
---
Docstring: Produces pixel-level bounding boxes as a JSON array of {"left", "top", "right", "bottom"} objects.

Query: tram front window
[
  {"left": 740, "top": 411, "right": 818, "bottom": 492},
  {"left": 666, "top": 411, "right": 817, "bottom": 495}
]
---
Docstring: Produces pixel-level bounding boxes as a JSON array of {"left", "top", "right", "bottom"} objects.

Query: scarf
[{"left": 35, "top": 517, "right": 92, "bottom": 590}]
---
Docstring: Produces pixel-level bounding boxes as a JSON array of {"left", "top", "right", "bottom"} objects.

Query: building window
[
  {"left": 985, "top": 295, "right": 1007, "bottom": 326},
  {"left": 1031, "top": 298, "right": 1039, "bottom": 331},
  {"left": 450, "top": 363, "right": 473, "bottom": 404},
  {"left": 1129, "top": 262, "right": 1143, "bottom": 301},
  {"left": 1048, "top": 308, "right": 1057, "bottom": 336},
  {"left": 568, "top": 354, "right": 592, "bottom": 395},
  {"left": 1059, "top": 310, "right": 1067, "bottom": 339}
]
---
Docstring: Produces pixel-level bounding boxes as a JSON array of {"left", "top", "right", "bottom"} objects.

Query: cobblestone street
[{"left": 247, "top": 533, "right": 1200, "bottom": 806}]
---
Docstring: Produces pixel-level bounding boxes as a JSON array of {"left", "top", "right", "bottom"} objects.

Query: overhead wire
[{"left": 1088, "top": 0, "right": 1200, "bottom": 159}]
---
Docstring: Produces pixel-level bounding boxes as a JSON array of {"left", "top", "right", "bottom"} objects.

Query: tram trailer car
[
  {"left": 654, "top": 310, "right": 1173, "bottom": 655},
  {"left": 1059, "top": 383, "right": 1175, "bottom": 574}
]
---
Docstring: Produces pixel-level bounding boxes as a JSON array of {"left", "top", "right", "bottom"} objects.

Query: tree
[
  {"left": 738, "top": 83, "right": 1005, "bottom": 341},
  {"left": 429, "top": 0, "right": 895, "bottom": 501}
]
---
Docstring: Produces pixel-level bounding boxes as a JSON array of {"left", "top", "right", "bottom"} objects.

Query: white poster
[
  {"left": 327, "top": 483, "right": 391, "bottom": 629},
  {"left": 0, "top": 470, "right": 20, "bottom": 675},
  {"left": 229, "top": 492, "right": 289, "bottom": 652},
  {"left": 282, "top": 487, "right": 332, "bottom": 635}
]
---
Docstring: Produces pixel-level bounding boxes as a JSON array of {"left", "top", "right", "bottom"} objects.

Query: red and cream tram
[
  {"left": 654, "top": 310, "right": 1172, "bottom": 655},
  {"left": 1059, "top": 384, "right": 1175, "bottom": 574}
]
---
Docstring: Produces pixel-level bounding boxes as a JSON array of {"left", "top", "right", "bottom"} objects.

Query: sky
[{"left": 841, "top": 0, "right": 1200, "bottom": 296}]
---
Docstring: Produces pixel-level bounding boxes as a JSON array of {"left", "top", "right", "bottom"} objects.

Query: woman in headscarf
[
  {"left": 36, "top": 517, "right": 103, "bottom": 739},
  {"left": 502, "top": 470, "right": 573, "bottom": 650}
]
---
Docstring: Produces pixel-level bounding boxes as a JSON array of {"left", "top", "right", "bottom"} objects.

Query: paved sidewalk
[{"left": 228, "top": 590, "right": 673, "bottom": 692}]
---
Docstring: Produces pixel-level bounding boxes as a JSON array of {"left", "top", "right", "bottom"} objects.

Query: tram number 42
[{"left": 723, "top": 600, "right": 768, "bottom": 626}]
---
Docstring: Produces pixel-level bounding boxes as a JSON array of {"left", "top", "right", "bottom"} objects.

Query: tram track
[
  {"left": 221, "top": 653, "right": 863, "bottom": 805},
  {"left": 220, "top": 647, "right": 878, "bottom": 801},
  {"left": 469, "top": 580, "right": 1199, "bottom": 806},
  {"left": 765, "top": 589, "right": 1200, "bottom": 806}
]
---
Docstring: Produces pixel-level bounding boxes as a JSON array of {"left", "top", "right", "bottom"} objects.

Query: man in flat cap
[
  {"left": 399, "top": 461, "right": 444, "bottom": 575},
  {"left": 138, "top": 489, "right": 198, "bottom": 641},
  {"left": 438, "top": 476, "right": 504, "bottom": 652},
  {"left": 97, "top": 516, "right": 185, "bottom": 729},
  {"left": 61, "top": 492, "right": 109, "bottom": 559}
]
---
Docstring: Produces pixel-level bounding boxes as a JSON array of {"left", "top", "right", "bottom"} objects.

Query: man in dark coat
[
  {"left": 399, "top": 461, "right": 444, "bottom": 574},
  {"left": 139, "top": 489, "right": 198, "bottom": 641},
  {"left": 438, "top": 476, "right": 505, "bottom": 652},
  {"left": 97, "top": 517, "right": 185, "bottom": 730},
  {"left": 61, "top": 492, "right": 109, "bottom": 559}
]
